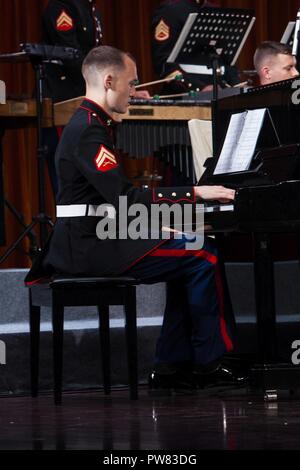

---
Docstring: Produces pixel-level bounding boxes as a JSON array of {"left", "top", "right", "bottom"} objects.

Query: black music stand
[
  {"left": 167, "top": 7, "right": 255, "bottom": 85},
  {"left": 0, "top": 44, "right": 80, "bottom": 265},
  {"left": 281, "top": 21, "right": 295, "bottom": 47},
  {"left": 167, "top": 7, "right": 255, "bottom": 154},
  {"left": 280, "top": 10, "right": 300, "bottom": 63}
]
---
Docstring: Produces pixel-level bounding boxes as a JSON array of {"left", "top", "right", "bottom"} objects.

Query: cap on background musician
[
  {"left": 151, "top": 0, "right": 240, "bottom": 96},
  {"left": 25, "top": 45, "right": 247, "bottom": 393},
  {"left": 254, "top": 41, "right": 299, "bottom": 86}
]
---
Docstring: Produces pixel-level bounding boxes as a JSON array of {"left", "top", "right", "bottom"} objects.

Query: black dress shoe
[
  {"left": 194, "top": 363, "right": 249, "bottom": 389},
  {"left": 148, "top": 370, "right": 196, "bottom": 396}
]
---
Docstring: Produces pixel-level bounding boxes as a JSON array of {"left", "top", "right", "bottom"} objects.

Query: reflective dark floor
[{"left": 1, "top": 386, "right": 300, "bottom": 450}]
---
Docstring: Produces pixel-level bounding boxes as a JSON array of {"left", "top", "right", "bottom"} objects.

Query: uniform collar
[{"left": 81, "top": 98, "right": 118, "bottom": 130}]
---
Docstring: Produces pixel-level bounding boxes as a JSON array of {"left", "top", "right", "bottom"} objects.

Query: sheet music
[{"left": 214, "top": 108, "right": 267, "bottom": 175}]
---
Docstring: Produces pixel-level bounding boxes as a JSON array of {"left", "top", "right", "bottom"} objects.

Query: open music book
[{"left": 214, "top": 108, "right": 267, "bottom": 175}]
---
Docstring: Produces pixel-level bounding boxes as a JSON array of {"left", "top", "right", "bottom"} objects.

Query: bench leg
[
  {"left": 29, "top": 291, "right": 41, "bottom": 398},
  {"left": 124, "top": 288, "right": 138, "bottom": 400},
  {"left": 52, "top": 299, "right": 64, "bottom": 405},
  {"left": 98, "top": 305, "right": 111, "bottom": 395}
]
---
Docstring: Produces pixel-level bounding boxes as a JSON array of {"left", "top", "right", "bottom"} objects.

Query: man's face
[
  {"left": 107, "top": 56, "right": 138, "bottom": 114},
  {"left": 265, "top": 53, "right": 298, "bottom": 83}
]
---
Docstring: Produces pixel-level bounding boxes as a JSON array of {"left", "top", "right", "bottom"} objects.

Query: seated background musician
[
  {"left": 151, "top": 0, "right": 240, "bottom": 96},
  {"left": 26, "top": 45, "right": 247, "bottom": 393},
  {"left": 254, "top": 41, "right": 299, "bottom": 86}
]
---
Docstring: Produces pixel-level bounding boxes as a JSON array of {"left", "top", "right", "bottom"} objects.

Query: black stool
[{"left": 28, "top": 276, "right": 139, "bottom": 404}]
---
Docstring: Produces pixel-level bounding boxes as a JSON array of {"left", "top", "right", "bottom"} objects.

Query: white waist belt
[{"left": 56, "top": 204, "right": 115, "bottom": 218}]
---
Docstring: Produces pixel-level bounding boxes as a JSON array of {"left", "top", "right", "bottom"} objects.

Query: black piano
[
  {"left": 200, "top": 77, "right": 300, "bottom": 399},
  {"left": 214, "top": 76, "right": 300, "bottom": 155}
]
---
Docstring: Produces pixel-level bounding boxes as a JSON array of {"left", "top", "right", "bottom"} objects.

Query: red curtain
[{"left": 0, "top": 0, "right": 299, "bottom": 268}]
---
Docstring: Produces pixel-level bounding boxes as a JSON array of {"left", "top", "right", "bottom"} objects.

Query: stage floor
[{"left": 1, "top": 386, "right": 300, "bottom": 451}]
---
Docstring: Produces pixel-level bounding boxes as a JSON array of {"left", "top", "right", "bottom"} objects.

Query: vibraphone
[
  {"left": 117, "top": 99, "right": 211, "bottom": 184},
  {"left": 0, "top": 98, "right": 53, "bottom": 128},
  {"left": 54, "top": 96, "right": 212, "bottom": 184},
  {"left": 0, "top": 97, "right": 53, "bottom": 246}
]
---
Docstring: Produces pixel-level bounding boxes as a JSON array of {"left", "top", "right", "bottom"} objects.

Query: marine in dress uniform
[
  {"left": 26, "top": 46, "right": 246, "bottom": 391},
  {"left": 42, "top": 0, "right": 102, "bottom": 103},
  {"left": 152, "top": 0, "right": 239, "bottom": 95}
]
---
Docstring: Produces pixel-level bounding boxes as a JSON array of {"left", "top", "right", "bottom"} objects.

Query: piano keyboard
[{"left": 203, "top": 203, "right": 235, "bottom": 213}]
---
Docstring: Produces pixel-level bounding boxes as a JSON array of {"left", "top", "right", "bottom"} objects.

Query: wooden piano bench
[{"left": 28, "top": 276, "right": 140, "bottom": 404}]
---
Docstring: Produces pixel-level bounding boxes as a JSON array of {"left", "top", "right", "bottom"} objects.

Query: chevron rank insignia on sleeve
[
  {"left": 94, "top": 145, "right": 118, "bottom": 172},
  {"left": 155, "top": 19, "right": 170, "bottom": 42},
  {"left": 56, "top": 10, "right": 74, "bottom": 32}
]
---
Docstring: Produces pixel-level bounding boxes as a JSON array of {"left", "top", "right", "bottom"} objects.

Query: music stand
[
  {"left": 283, "top": 17, "right": 300, "bottom": 66},
  {"left": 167, "top": 7, "right": 255, "bottom": 95},
  {"left": 281, "top": 21, "right": 295, "bottom": 47},
  {"left": 167, "top": 7, "right": 255, "bottom": 154},
  {"left": 0, "top": 43, "right": 80, "bottom": 265}
]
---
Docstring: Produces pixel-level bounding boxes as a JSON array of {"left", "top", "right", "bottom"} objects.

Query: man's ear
[
  {"left": 261, "top": 65, "right": 271, "bottom": 81},
  {"left": 104, "top": 74, "right": 113, "bottom": 91}
]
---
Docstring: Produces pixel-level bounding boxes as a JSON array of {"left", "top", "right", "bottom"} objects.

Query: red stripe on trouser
[
  {"left": 214, "top": 263, "right": 233, "bottom": 352},
  {"left": 149, "top": 249, "right": 218, "bottom": 265},
  {"left": 149, "top": 247, "right": 233, "bottom": 352},
  {"left": 56, "top": 126, "right": 64, "bottom": 138}
]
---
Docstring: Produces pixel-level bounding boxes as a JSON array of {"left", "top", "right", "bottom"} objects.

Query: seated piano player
[
  {"left": 26, "top": 45, "right": 248, "bottom": 393},
  {"left": 254, "top": 41, "right": 299, "bottom": 86},
  {"left": 41, "top": 0, "right": 150, "bottom": 195}
]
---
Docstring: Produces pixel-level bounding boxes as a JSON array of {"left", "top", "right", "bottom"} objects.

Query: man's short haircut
[
  {"left": 82, "top": 45, "right": 135, "bottom": 78},
  {"left": 254, "top": 41, "right": 293, "bottom": 72}
]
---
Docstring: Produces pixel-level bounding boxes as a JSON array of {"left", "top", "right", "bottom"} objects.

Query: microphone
[{"left": 292, "top": 9, "right": 300, "bottom": 56}]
